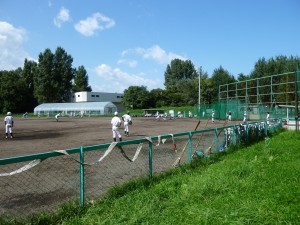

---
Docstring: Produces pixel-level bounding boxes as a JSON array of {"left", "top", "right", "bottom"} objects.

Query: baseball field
[
  {"left": 1, "top": 116, "right": 225, "bottom": 158},
  {"left": 1, "top": 116, "right": 228, "bottom": 218}
]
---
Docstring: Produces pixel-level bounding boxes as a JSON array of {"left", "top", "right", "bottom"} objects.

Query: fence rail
[{"left": 0, "top": 119, "right": 283, "bottom": 219}]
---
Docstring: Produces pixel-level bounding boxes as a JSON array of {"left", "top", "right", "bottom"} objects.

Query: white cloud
[
  {"left": 54, "top": 7, "right": 70, "bottom": 28},
  {"left": 122, "top": 45, "right": 186, "bottom": 65},
  {"left": 137, "top": 45, "right": 186, "bottom": 64},
  {"left": 74, "top": 12, "right": 115, "bottom": 37},
  {"left": 117, "top": 59, "right": 138, "bottom": 68},
  {"left": 93, "top": 64, "right": 161, "bottom": 92},
  {"left": 0, "top": 21, "right": 29, "bottom": 70}
]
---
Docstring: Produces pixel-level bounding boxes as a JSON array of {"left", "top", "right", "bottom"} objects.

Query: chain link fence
[{"left": 0, "top": 120, "right": 283, "bottom": 219}]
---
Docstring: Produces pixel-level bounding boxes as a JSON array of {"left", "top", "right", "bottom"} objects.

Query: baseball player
[
  {"left": 228, "top": 111, "right": 232, "bottom": 121},
  {"left": 55, "top": 113, "right": 61, "bottom": 122},
  {"left": 4, "top": 112, "right": 14, "bottom": 139},
  {"left": 122, "top": 111, "right": 132, "bottom": 136},
  {"left": 266, "top": 112, "right": 270, "bottom": 126},
  {"left": 243, "top": 111, "right": 247, "bottom": 123},
  {"left": 111, "top": 112, "right": 122, "bottom": 142},
  {"left": 212, "top": 111, "right": 215, "bottom": 123}
]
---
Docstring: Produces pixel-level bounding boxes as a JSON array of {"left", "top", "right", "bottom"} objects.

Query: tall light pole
[{"left": 198, "top": 66, "right": 201, "bottom": 116}]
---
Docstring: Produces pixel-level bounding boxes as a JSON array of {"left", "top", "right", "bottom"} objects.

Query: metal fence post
[
  {"left": 148, "top": 137, "right": 153, "bottom": 179},
  {"left": 255, "top": 123, "right": 259, "bottom": 141},
  {"left": 80, "top": 146, "right": 85, "bottom": 207},
  {"left": 188, "top": 132, "right": 193, "bottom": 163},
  {"left": 264, "top": 121, "right": 268, "bottom": 136},
  {"left": 246, "top": 122, "right": 249, "bottom": 143},
  {"left": 232, "top": 125, "right": 236, "bottom": 145},
  {"left": 214, "top": 128, "right": 219, "bottom": 153}
]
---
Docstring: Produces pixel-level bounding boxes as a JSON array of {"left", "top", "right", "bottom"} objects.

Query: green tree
[
  {"left": 237, "top": 73, "right": 248, "bottom": 82},
  {"left": 211, "top": 66, "right": 236, "bottom": 102},
  {"left": 22, "top": 59, "right": 38, "bottom": 111},
  {"left": 72, "top": 66, "right": 92, "bottom": 92},
  {"left": 34, "top": 48, "right": 55, "bottom": 103},
  {"left": 53, "top": 47, "right": 75, "bottom": 102},
  {"left": 176, "top": 78, "right": 198, "bottom": 105},
  {"left": 34, "top": 47, "right": 75, "bottom": 103},
  {"left": 149, "top": 88, "right": 165, "bottom": 108},
  {"left": 249, "top": 55, "right": 300, "bottom": 105},
  {"left": 164, "top": 59, "right": 197, "bottom": 91},
  {"left": 122, "top": 86, "right": 150, "bottom": 109},
  {"left": 0, "top": 69, "right": 28, "bottom": 113},
  {"left": 163, "top": 59, "right": 198, "bottom": 106},
  {"left": 250, "top": 55, "right": 300, "bottom": 79},
  {"left": 198, "top": 73, "right": 214, "bottom": 104}
]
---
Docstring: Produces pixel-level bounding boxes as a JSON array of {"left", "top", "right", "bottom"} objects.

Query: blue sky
[{"left": 0, "top": 0, "right": 299, "bottom": 93}]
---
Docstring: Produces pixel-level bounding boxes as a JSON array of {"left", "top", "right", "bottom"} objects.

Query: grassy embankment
[{"left": 2, "top": 130, "right": 300, "bottom": 224}]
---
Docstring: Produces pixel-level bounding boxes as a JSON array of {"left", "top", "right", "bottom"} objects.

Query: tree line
[
  {"left": 0, "top": 47, "right": 91, "bottom": 113},
  {"left": 122, "top": 55, "right": 300, "bottom": 109},
  {"left": 0, "top": 47, "right": 299, "bottom": 114}
]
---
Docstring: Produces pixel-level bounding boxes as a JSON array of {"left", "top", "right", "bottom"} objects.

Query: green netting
[
  {"left": 194, "top": 101, "right": 295, "bottom": 121},
  {"left": 193, "top": 70, "right": 300, "bottom": 121}
]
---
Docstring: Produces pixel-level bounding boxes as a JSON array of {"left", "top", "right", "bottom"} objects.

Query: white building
[
  {"left": 34, "top": 92, "right": 125, "bottom": 116},
  {"left": 71, "top": 91, "right": 124, "bottom": 112},
  {"left": 72, "top": 91, "right": 123, "bottom": 103},
  {"left": 34, "top": 102, "right": 117, "bottom": 116}
]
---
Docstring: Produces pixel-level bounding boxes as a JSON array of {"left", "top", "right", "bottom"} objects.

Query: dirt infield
[{"left": 1, "top": 116, "right": 227, "bottom": 159}]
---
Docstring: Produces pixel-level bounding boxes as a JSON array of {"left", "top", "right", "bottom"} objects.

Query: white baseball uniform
[
  {"left": 111, "top": 115, "right": 122, "bottom": 140},
  {"left": 4, "top": 115, "right": 14, "bottom": 137},
  {"left": 122, "top": 113, "right": 132, "bottom": 136}
]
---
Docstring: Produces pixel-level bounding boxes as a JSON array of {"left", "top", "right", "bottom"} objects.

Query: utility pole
[
  {"left": 295, "top": 67, "right": 299, "bottom": 131},
  {"left": 198, "top": 66, "right": 201, "bottom": 117}
]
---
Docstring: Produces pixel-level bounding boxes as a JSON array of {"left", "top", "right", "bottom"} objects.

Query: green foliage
[
  {"left": 122, "top": 86, "right": 150, "bottom": 109},
  {"left": 72, "top": 66, "right": 92, "bottom": 92},
  {"left": 0, "top": 53, "right": 299, "bottom": 112},
  {"left": 53, "top": 47, "right": 74, "bottom": 102},
  {"left": 22, "top": 59, "right": 38, "bottom": 111},
  {"left": 163, "top": 59, "right": 199, "bottom": 107},
  {"left": 250, "top": 55, "right": 300, "bottom": 79},
  {"left": 34, "top": 48, "right": 55, "bottom": 103},
  {"left": 34, "top": 47, "right": 78, "bottom": 103},
  {"left": 164, "top": 59, "right": 197, "bottom": 91},
  {"left": 0, "top": 69, "right": 30, "bottom": 113},
  {"left": 148, "top": 88, "right": 165, "bottom": 108},
  {"left": 211, "top": 66, "right": 236, "bottom": 102}
]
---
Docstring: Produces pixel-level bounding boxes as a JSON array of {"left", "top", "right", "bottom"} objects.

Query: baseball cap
[{"left": 114, "top": 112, "right": 118, "bottom": 116}]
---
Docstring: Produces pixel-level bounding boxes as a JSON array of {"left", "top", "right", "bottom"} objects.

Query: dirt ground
[
  {"left": 0, "top": 116, "right": 226, "bottom": 159},
  {"left": 1, "top": 115, "right": 234, "bottom": 218}
]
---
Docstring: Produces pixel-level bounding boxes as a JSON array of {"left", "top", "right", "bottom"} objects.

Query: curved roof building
[{"left": 34, "top": 102, "right": 117, "bottom": 116}]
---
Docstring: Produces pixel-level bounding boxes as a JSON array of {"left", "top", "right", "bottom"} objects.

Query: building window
[
  {"left": 91, "top": 95, "right": 95, "bottom": 97},
  {"left": 96, "top": 95, "right": 99, "bottom": 97},
  {"left": 77, "top": 95, "right": 80, "bottom": 97}
]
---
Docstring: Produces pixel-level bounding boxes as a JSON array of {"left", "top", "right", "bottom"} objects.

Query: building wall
[
  {"left": 71, "top": 92, "right": 124, "bottom": 112},
  {"left": 72, "top": 92, "right": 123, "bottom": 103}
]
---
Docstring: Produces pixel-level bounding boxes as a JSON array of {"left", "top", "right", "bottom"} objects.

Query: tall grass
[{"left": 2, "top": 131, "right": 300, "bottom": 224}]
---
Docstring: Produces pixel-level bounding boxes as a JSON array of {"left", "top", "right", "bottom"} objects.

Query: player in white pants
[
  {"left": 122, "top": 111, "right": 132, "bottom": 136},
  {"left": 111, "top": 112, "right": 122, "bottom": 142},
  {"left": 4, "top": 112, "right": 14, "bottom": 138},
  {"left": 55, "top": 113, "right": 61, "bottom": 122},
  {"left": 243, "top": 111, "right": 247, "bottom": 123}
]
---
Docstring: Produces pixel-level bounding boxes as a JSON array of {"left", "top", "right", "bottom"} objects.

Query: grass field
[{"left": 2, "top": 130, "right": 299, "bottom": 225}]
